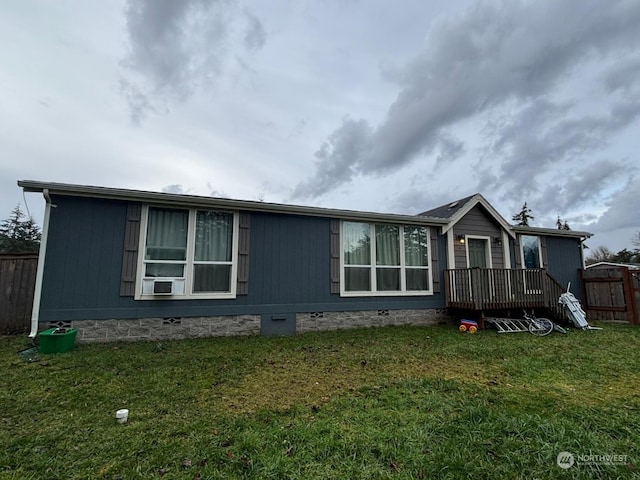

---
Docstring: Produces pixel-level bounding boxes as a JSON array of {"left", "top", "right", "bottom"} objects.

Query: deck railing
[{"left": 444, "top": 268, "right": 567, "bottom": 319}]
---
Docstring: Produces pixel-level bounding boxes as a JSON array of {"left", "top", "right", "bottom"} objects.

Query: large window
[
  {"left": 138, "top": 206, "right": 238, "bottom": 299},
  {"left": 520, "top": 235, "right": 542, "bottom": 269},
  {"left": 342, "top": 221, "right": 431, "bottom": 296}
]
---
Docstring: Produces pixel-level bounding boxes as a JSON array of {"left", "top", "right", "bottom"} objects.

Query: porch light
[
  {"left": 457, "top": 235, "right": 465, "bottom": 244},
  {"left": 494, "top": 236, "right": 502, "bottom": 246}
]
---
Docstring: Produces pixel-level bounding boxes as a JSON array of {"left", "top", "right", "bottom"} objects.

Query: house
[
  {"left": 18, "top": 180, "right": 592, "bottom": 342},
  {"left": 419, "top": 194, "right": 591, "bottom": 322}
]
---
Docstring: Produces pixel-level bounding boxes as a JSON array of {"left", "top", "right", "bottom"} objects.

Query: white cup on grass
[{"left": 116, "top": 409, "right": 129, "bottom": 424}]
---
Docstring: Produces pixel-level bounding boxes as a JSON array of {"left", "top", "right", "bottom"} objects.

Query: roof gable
[{"left": 421, "top": 193, "right": 515, "bottom": 238}]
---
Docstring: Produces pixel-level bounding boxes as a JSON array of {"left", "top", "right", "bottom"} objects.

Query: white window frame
[
  {"left": 519, "top": 234, "right": 543, "bottom": 294},
  {"left": 135, "top": 205, "right": 239, "bottom": 300},
  {"left": 340, "top": 221, "right": 433, "bottom": 297},
  {"left": 519, "top": 235, "right": 543, "bottom": 269}
]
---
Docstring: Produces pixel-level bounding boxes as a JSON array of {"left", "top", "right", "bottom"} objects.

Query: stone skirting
[
  {"left": 296, "top": 308, "right": 451, "bottom": 334},
  {"left": 67, "top": 315, "right": 261, "bottom": 343},
  {"left": 59, "top": 308, "right": 451, "bottom": 343}
]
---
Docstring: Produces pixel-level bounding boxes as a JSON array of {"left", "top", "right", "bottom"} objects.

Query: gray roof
[
  {"left": 17, "top": 180, "right": 593, "bottom": 239},
  {"left": 418, "top": 194, "right": 478, "bottom": 219},
  {"left": 511, "top": 225, "right": 593, "bottom": 239},
  {"left": 17, "top": 180, "right": 449, "bottom": 226}
]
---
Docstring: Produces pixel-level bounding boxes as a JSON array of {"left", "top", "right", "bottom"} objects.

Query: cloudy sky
[{"left": 1, "top": 0, "right": 639, "bottom": 251}]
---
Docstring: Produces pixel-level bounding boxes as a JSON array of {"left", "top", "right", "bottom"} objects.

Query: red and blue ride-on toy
[{"left": 459, "top": 319, "right": 478, "bottom": 333}]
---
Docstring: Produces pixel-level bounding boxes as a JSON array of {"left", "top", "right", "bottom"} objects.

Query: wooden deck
[{"left": 444, "top": 268, "right": 567, "bottom": 320}]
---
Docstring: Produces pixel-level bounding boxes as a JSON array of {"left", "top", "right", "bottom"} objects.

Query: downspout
[{"left": 29, "top": 189, "right": 53, "bottom": 338}]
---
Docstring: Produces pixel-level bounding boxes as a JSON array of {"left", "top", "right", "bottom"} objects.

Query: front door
[{"left": 468, "top": 238, "right": 488, "bottom": 268}]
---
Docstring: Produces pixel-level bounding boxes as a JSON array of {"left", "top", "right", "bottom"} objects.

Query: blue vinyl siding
[
  {"left": 41, "top": 195, "right": 130, "bottom": 314},
  {"left": 507, "top": 234, "right": 584, "bottom": 300},
  {"left": 39, "top": 196, "right": 446, "bottom": 322},
  {"left": 544, "top": 236, "right": 584, "bottom": 300}
]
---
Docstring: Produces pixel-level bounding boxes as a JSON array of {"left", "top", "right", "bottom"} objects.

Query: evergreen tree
[
  {"left": 512, "top": 202, "right": 534, "bottom": 227},
  {"left": 556, "top": 216, "right": 571, "bottom": 230},
  {"left": 0, "top": 205, "right": 41, "bottom": 253}
]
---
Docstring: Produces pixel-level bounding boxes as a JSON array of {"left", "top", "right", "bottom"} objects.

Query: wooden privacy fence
[
  {"left": 445, "top": 268, "right": 567, "bottom": 320},
  {"left": 0, "top": 254, "right": 38, "bottom": 334},
  {"left": 582, "top": 266, "right": 639, "bottom": 325}
]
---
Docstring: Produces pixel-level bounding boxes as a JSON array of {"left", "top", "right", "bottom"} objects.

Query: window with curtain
[
  {"left": 144, "top": 208, "right": 188, "bottom": 278},
  {"left": 521, "top": 235, "right": 542, "bottom": 269},
  {"left": 141, "top": 207, "right": 236, "bottom": 297},
  {"left": 376, "top": 225, "right": 400, "bottom": 291},
  {"left": 342, "top": 221, "right": 431, "bottom": 295},
  {"left": 193, "top": 211, "right": 233, "bottom": 293},
  {"left": 343, "top": 222, "right": 371, "bottom": 292},
  {"left": 404, "top": 226, "right": 430, "bottom": 291}
]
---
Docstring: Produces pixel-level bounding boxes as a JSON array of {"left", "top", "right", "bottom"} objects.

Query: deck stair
[{"left": 485, "top": 317, "right": 530, "bottom": 333}]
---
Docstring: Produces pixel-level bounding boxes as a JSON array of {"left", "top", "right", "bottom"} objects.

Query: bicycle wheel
[{"left": 528, "top": 317, "right": 554, "bottom": 336}]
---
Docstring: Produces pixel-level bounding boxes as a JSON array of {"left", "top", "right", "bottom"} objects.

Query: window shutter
[
  {"left": 514, "top": 236, "right": 522, "bottom": 269},
  {"left": 430, "top": 228, "right": 440, "bottom": 293},
  {"left": 120, "top": 203, "right": 142, "bottom": 296},
  {"left": 330, "top": 219, "right": 340, "bottom": 294},
  {"left": 236, "top": 212, "right": 251, "bottom": 295},
  {"left": 540, "top": 236, "right": 548, "bottom": 268}
]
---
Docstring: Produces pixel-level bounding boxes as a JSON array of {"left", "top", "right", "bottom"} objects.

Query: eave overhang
[{"left": 18, "top": 180, "right": 448, "bottom": 227}]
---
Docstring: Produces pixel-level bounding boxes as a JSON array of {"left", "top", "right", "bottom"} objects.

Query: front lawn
[{"left": 1, "top": 324, "right": 639, "bottom": 479}]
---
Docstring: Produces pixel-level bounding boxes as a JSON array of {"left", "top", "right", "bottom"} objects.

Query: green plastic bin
[{"left": 39, "top": 328, "right": 78, "bottom": 354}]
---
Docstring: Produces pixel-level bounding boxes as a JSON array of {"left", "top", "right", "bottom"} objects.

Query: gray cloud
[
  {"left": 162, "top": 184, "right": 185, "bottom": 194},
  {"left": 603, "top": 56, "right": 640, "bottom": 93},
  {"left": 434, "top": 132, "right": 465, "bottom": 169},
  {"left": 292, "top": 117, "right": 373, "bottom": 199},
  {"left": 243, "top": 10, "right": 266, "bottom": 51},
  {"left": 481, "top": 98, "right": 640, "bottom": 204},
  {"left": 120, "top": 0, "right": 266, "bottom": 123},
  {"left": 119, "top": 79, "right": 162, "bottom": 125},
  {"left": 292, "top": 0, "right": 640, "bottom": 200},
  {"left": 583, "top": 176, "right": 640, "bottom": 233},
  {"left": 536, "top": 160, "right": 631, "bottom": 214}
]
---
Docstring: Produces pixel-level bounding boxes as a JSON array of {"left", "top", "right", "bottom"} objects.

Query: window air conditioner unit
[
  {"left": 153, "top": 279, "right": 176, "bottom": 295},
  {"left": 142, "top": 278, "right": 185, "bottom": 296}
]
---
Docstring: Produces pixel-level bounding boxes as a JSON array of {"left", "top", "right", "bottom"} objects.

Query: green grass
[{"left": 1, "top": 324, "right": 639, "bottom": 479}]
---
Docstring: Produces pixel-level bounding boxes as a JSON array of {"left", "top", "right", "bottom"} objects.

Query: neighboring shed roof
[
  {"left": 17, "top": 180, "right": 448, "bottom": 227},
  {"left": 585, "top": 261, "right": 640, "bottom": 270}
]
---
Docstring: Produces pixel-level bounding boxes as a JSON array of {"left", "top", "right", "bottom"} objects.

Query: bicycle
[{"left": 523, "top": 310, "right": 555, "bottom": 336}]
